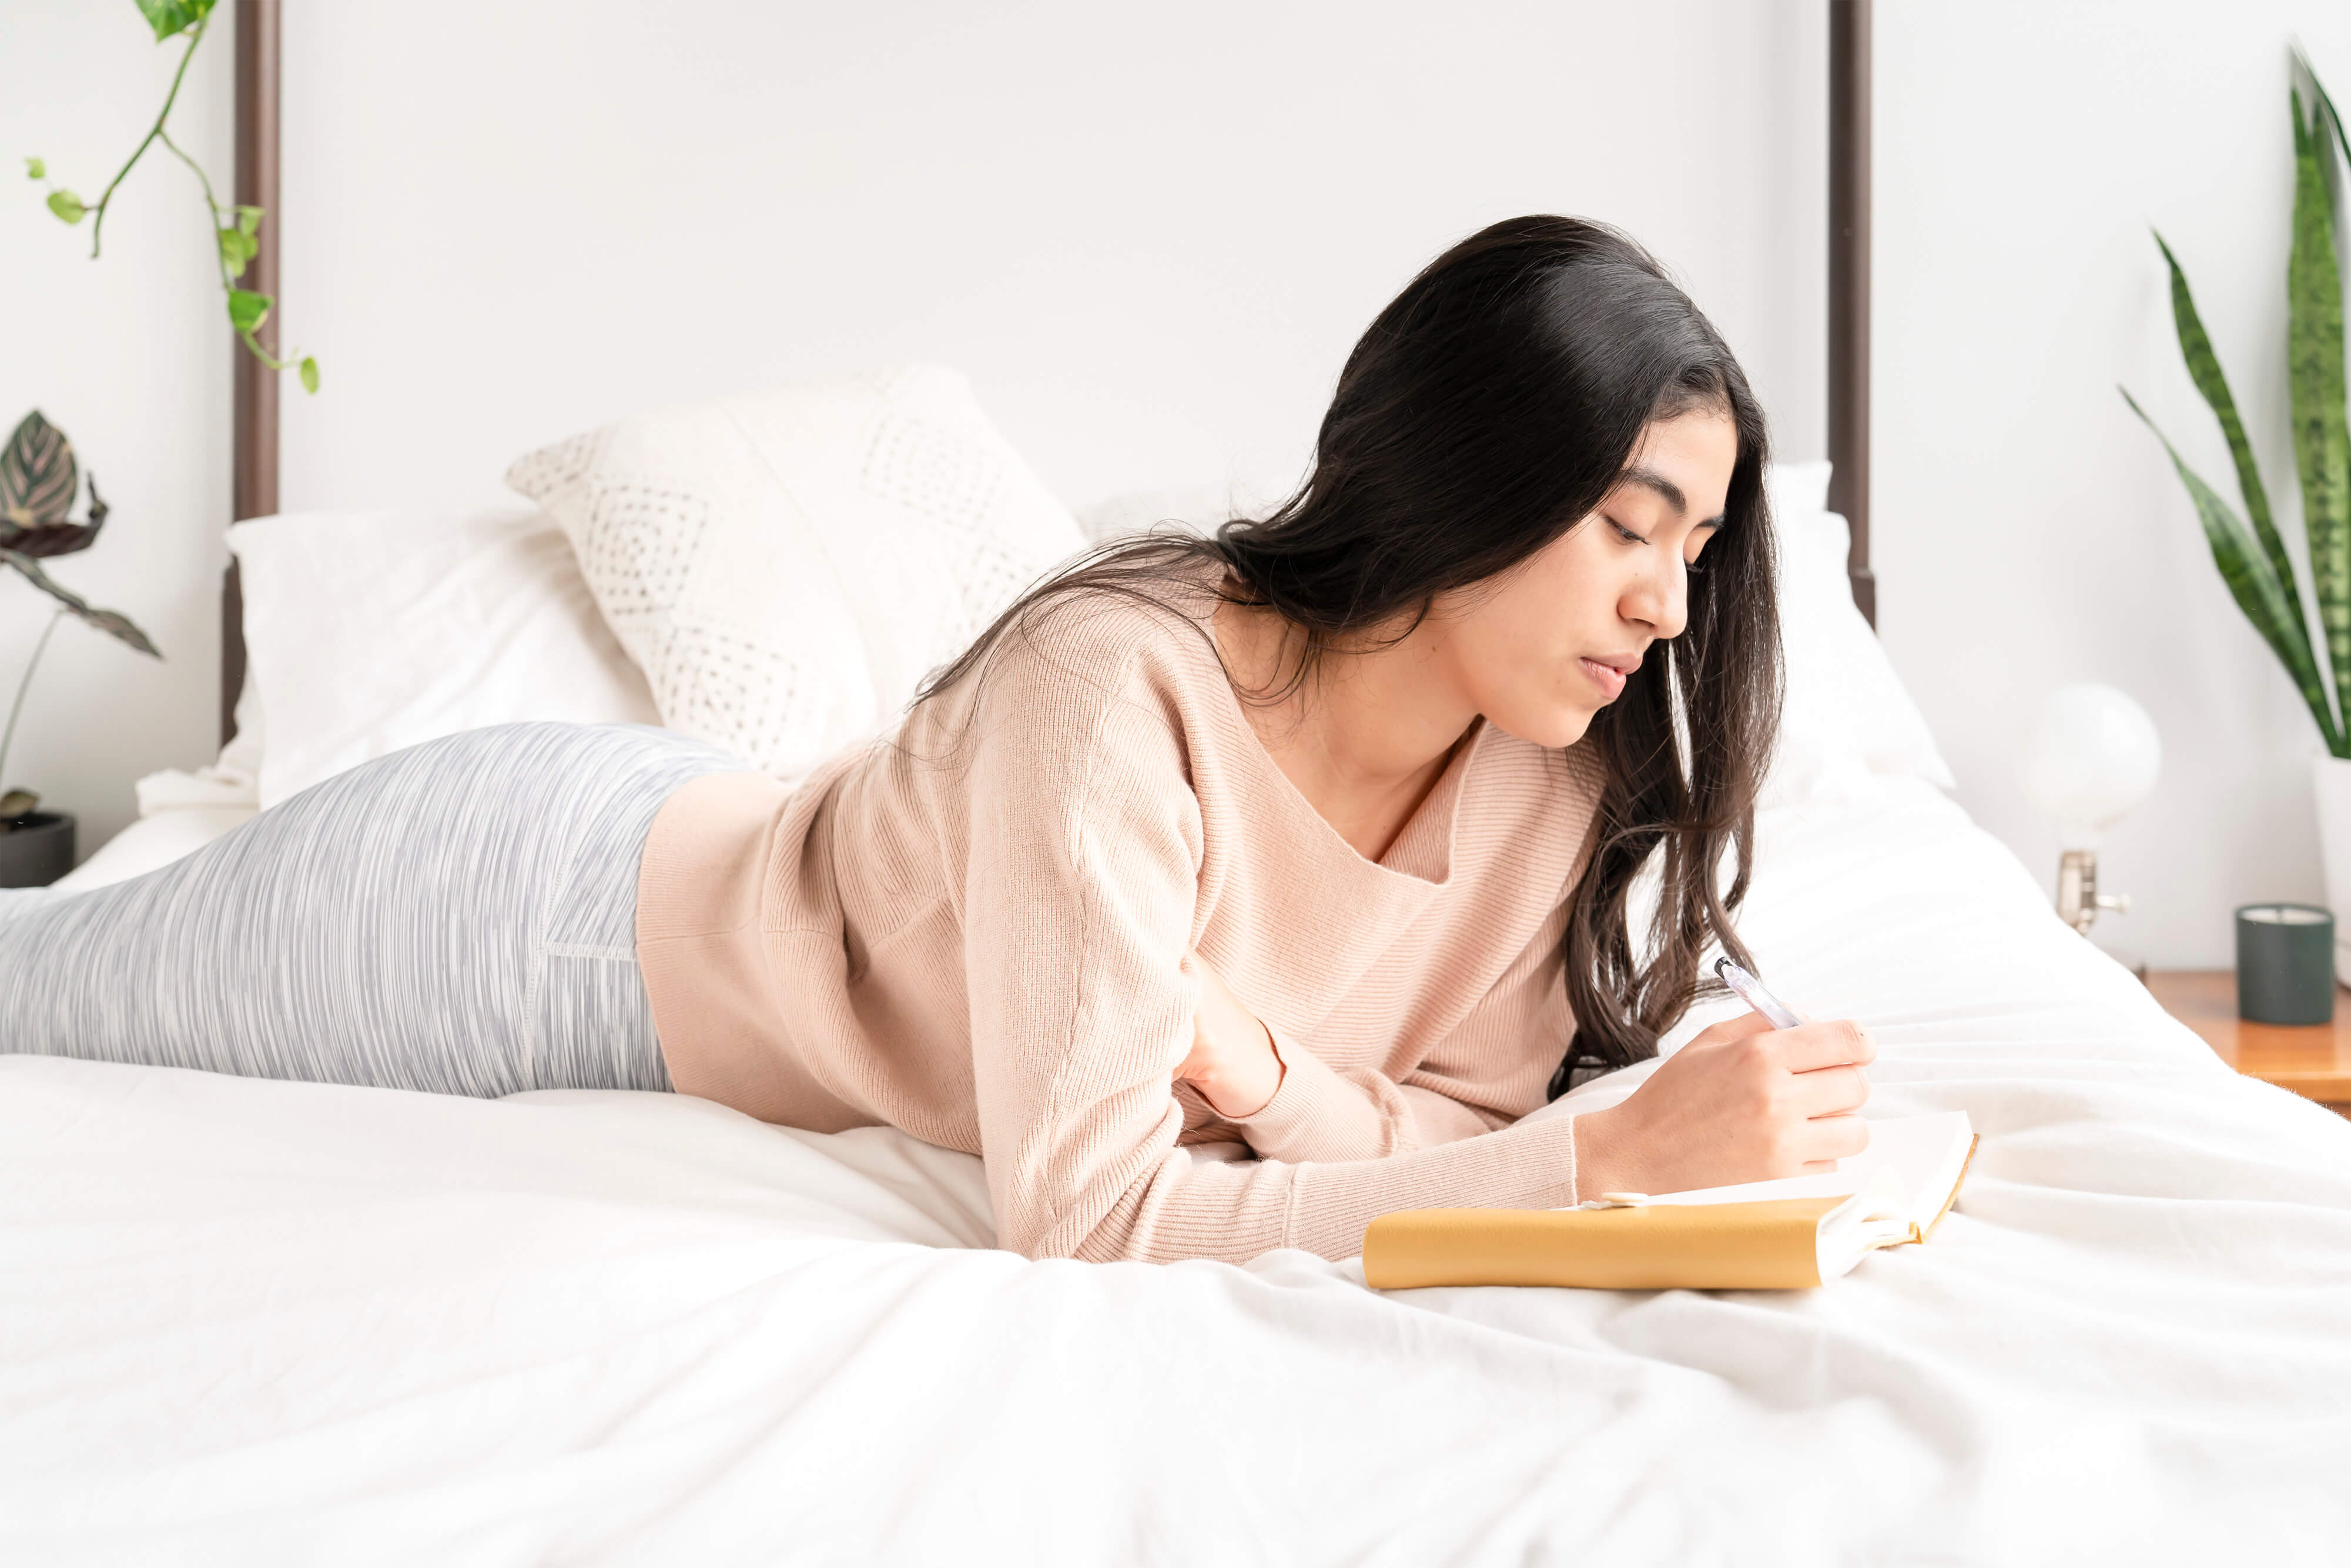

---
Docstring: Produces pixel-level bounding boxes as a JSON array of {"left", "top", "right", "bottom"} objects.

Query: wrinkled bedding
[{"left": 4, "top": 777, "right": 2349, "bottom": 1565}]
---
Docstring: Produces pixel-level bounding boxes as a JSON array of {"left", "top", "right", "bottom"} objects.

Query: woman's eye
[{"left": 1611, "top": 521, "right": 1646, "bottom": 544}]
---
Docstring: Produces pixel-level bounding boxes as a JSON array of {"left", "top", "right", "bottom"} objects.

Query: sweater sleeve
[
  {"left": 1233, "top": 908, "right": 1575, "bottom": 1162},
  {"left": 1230, "top": 1031, "right": 1503, "bottom": 1162},
  {"left": 959, "top": 636, "right": 1580, "bottom": 1264}
]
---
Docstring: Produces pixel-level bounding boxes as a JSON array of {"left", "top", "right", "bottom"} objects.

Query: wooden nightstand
[{"left": 2144, "top": 971, "right": 2351, "bottom": 1113}]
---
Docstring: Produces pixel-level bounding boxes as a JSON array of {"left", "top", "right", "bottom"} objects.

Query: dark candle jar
[{"left": 2235, "top": 903, "right": 2336, "bottom": 1026}]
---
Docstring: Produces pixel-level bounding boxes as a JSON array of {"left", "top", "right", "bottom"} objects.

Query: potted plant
[
  {"left": 2123, "top": 52, "right": 2351, "bottom": 985},
  {"left": 0, "top": 410, "right": 160, "bottom": 886}
]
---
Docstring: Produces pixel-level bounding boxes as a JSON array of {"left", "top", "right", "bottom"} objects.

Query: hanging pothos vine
[
  {"left": 26, "top": 0, "right": 320, "bottom": 393},
  {"left": 5, "top": 1, "right": 319, "bottom": 821}
]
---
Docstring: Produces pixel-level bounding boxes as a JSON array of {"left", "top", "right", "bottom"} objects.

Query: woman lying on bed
[{"left": 1, "top": 215, "right": 1874, "bottom": 1264}]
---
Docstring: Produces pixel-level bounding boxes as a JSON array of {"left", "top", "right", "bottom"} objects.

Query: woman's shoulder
[{"left": 957, "top": 576, "right": 1229, "bottom": 709}]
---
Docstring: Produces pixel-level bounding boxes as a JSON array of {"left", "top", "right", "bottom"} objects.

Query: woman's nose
[{"left": 1624, "top": 561, "right": 1688, "bottom": 641}]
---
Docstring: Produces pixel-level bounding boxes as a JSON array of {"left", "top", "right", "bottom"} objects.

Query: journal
[{"left": 1362, "top": 1111, "right": 1977, "bottom": 1291}]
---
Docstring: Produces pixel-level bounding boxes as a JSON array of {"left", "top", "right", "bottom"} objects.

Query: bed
[
  {"left": 8, "top": 3, "right": 2351, "bottom": 1562},
  {"left": 11, "top": 770, "right": 2351, "bottom": 1562}
]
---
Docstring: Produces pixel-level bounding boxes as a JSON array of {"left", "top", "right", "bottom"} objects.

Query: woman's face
[{"left": 1425, "top": 407, "right": 1739, "bottom": 750}]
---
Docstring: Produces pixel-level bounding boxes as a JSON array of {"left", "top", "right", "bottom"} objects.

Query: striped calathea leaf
[
  {"left": 0, "top": 412, "right": 156, "bottom": 658},
  {"left": 0, "top": 410, "right": 95, "bottom": 545},
  {"left": 2123, "top": 58, "right": 2351, "bottom": 760}
]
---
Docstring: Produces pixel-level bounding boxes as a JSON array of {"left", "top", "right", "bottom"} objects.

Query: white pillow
[
  {"left": 505, "top": 366, "right": 1090, "bottom": 780},
  {"left": 228, "top": 505, "right": 662, "bottom": 808},
  {"left": 1765, "top": 461, "right": 1955, "bottom": 801}
]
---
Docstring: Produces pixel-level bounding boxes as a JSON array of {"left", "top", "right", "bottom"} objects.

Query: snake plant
[{"left": 2124, "top": 53, "right": 2351, "bottom": 759}]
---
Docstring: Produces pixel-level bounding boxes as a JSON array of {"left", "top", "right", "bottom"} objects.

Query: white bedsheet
[{"left": 5, "top": 778, "right": 2349, "bottom": 1565}]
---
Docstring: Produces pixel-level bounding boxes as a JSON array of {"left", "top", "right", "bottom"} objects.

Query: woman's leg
[{"left": 0, "top": 722, "right": 745, "bottom": 1096}]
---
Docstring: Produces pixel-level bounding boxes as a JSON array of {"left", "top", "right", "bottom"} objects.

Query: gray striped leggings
[{"left": 0, "top": 723, "right": 746, "bottom": 1097}]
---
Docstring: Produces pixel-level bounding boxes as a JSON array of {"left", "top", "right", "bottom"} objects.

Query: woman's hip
[{"left": 0, "top": 722, "right": 748, "bottom": 1095}]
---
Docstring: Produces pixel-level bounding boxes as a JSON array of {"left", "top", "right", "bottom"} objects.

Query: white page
[{"left": 1629, "top": 1112, "right": 1975, "bottom": 1225}]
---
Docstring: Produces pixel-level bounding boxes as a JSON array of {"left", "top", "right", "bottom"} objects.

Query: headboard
[{"left": 218, "top": 0, "right": 1878, "bottom": 745}]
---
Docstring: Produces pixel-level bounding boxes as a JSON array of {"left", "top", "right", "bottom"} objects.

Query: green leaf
[
  {"left": 2153, "top": 232, "right": 2306, "bottom": 618},
  {"left": 2289, "top": 83, "right": 2351, "bottom": 755},
  {"left": 298, "top": 357, "right": 320, "bottom": 395},
  {"left": 24, "top": 158, "right": 43, "bottom": 180},
  {"left": 227, "top": 287, "right": 271, "bottom": 334},
  {"left": 134, "top": 0, "right": 216, "bottom": 42},
  {"left": 0, "top": 411, "right": 79, "bottom": 528},
  {"left": 45, "top": 189, "right": 85, "bottom": 224},
  {"left": 2125, "top": 388, "right": 2344, "bottom": 753},
  {"left": 217, "top": 223, "right": 256, "bottom": 277},
  {"left": 0, "top": 550, "right": 160, "bottom": 659},
  {"left": 235, "top": 203, "right": 262, "bottom": 237}
]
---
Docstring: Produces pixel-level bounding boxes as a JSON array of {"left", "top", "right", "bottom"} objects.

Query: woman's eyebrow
[{"left": 1618, "top": 465, "right": 1687, "bottom": 515}]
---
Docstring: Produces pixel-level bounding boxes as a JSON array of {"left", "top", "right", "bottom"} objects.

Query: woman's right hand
[{"left": 1569, "top": 1011, "right": 1876, "bottom": 1197}]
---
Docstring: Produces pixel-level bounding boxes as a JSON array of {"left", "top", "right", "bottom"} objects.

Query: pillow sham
[
  {"left": 505, "top": 366, "right": 1090, "bottom": 780},
  {"left": 1765, "top": 461, "right": 1955, "bottom": 798},
  {"left": 227, "top": 504, "right": 661, "bottom": 808}
]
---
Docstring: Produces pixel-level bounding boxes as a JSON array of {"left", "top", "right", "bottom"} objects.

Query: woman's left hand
[{"left": 1176, "top": 953, "right": 1285, "bottom": 1118}]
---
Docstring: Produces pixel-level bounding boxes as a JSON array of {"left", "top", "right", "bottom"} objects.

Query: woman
[{"left": 1, "top": 216, "right": 1873, "bottom": 1264}]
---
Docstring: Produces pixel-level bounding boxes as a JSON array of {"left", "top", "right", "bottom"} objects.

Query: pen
[{"left": 1713, "top": 956, "right": 1803, "bottom": 1030}]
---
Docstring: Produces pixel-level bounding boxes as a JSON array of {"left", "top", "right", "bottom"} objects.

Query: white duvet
[{"left": 5, "top": 777, "right": 2350, "bottom": 1566}]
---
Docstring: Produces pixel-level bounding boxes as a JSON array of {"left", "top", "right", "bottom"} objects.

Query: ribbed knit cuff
[{"left": 1234, "top": 1027, "right": 1395, "bottom": 1163}]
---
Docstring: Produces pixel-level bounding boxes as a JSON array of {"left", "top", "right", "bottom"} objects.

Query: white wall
[
  {"left": 275, "top": 0, "right": 1828, "bottom": 512},
  {"left": 0, "top": 4, "right": 232, "bottom": 856},
  {"left": 15, "top": 2, "right": 2342, "bottom": 970},
  {"left": 1876, "top": 2, "right": 2351, "bottom": 966},
  {"left": 10, "top": 0, "right": 1835, "bottom": 860}
]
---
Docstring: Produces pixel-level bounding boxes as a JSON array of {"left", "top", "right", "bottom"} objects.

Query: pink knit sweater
[{"left": 635, "top": 588, "right": 1605, "bottom": 1264}]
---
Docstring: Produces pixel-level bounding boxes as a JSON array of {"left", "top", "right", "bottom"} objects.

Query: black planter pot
[{"left": 0, "top": 812, "right": 75, "bottom": 888}]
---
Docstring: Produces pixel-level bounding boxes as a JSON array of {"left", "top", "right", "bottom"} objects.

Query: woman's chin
[{"left": 1483, "top": 701, "right": 1599, "bottom": 752}]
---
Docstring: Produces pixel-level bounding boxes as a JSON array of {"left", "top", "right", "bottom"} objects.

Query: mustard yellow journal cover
[{"left": 1362, "top": 1113, "right": 1977, "bottom": 1292}]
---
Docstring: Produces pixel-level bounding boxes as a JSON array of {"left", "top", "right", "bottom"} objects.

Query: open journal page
[{"left": 1630, "top": 1111, "right": 1975, "bottom": 1231}]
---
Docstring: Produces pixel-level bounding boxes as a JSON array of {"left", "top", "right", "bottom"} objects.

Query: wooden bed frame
[{"left": 216, "top": 0, "right": 1877, "bottom": 744}]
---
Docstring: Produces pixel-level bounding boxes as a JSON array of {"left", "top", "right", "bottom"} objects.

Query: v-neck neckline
[{"left": 1196, "top": 608, "right": 1486, "bottom": 891}]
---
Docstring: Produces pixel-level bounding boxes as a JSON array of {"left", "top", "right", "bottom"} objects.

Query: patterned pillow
[{"left": 506, "top": 366, "right": 1088, "bottom": 779}]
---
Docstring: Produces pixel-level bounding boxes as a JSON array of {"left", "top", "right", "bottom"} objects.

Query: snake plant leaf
[
  {"left": 2125, "top": 388, "right": 2345, "bottom": 753},
  {"left": 2289, "top": 86, "right": 2351, "bottom": 749},
  {"left": 134, "top": 0, "right": 215, "bottom": 42},
  {"left": 2154, "top": 233, "right": 2306, "bottom": 612},
  {"left": 0, "top": 550, "right": 159, "bottom": 659},
  {"left": 2295, "top": 46, "right": 2350, "bottom": 162},
  {"left": 0, "top": 411, "right": 78, "bottom": 528}
]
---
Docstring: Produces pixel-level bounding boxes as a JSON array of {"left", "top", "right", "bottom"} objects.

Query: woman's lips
[
  {"left": 1579, "top": 654, "right": 1644, "bottom": 701},
  {"left": 1579, "top": 656, "right": 1628, "bottom": 701}
]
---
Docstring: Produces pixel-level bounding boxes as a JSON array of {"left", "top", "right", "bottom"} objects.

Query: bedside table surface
[{"left": 2145, "top": 971, "right": 2351, "bottom": 1103}]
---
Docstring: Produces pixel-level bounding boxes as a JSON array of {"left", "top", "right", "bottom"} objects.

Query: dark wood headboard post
[
  {"left": 1827, "top": 0, "right": 1875, "bottom": 626},
  {"left": 225, "top": 0, "right": 280, "bottom": 746}
]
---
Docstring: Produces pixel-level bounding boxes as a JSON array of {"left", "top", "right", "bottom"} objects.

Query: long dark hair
[{"left": 919, "top": 216, "right": 1780, "bottom": 1095}]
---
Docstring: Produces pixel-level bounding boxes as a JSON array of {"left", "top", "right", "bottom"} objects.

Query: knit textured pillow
[{"left": 506, "top": 366, "right": 1087, "bottom": 779}]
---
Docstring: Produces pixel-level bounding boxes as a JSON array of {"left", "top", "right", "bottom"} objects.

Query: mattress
[{"left": 4, "top": 776, "right": 2348, "bottom": 1565}]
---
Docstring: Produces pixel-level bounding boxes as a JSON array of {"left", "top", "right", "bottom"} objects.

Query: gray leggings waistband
[{"left": 0, "top": 722, "right": 748, "bottom": 1097}]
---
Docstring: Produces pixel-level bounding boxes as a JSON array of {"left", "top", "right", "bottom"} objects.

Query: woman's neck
[{"left": 1211, "top": 597, "right": 1477, "bottom": 863}]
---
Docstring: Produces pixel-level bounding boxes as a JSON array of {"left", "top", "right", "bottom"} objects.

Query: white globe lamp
[{"left": 2018, "top": 683, "right": 2162, "bottom": 933}]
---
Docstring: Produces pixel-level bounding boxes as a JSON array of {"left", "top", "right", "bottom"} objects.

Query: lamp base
[{"left": 2055, "top": 849, "right": 2131, "bottom": 936}]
